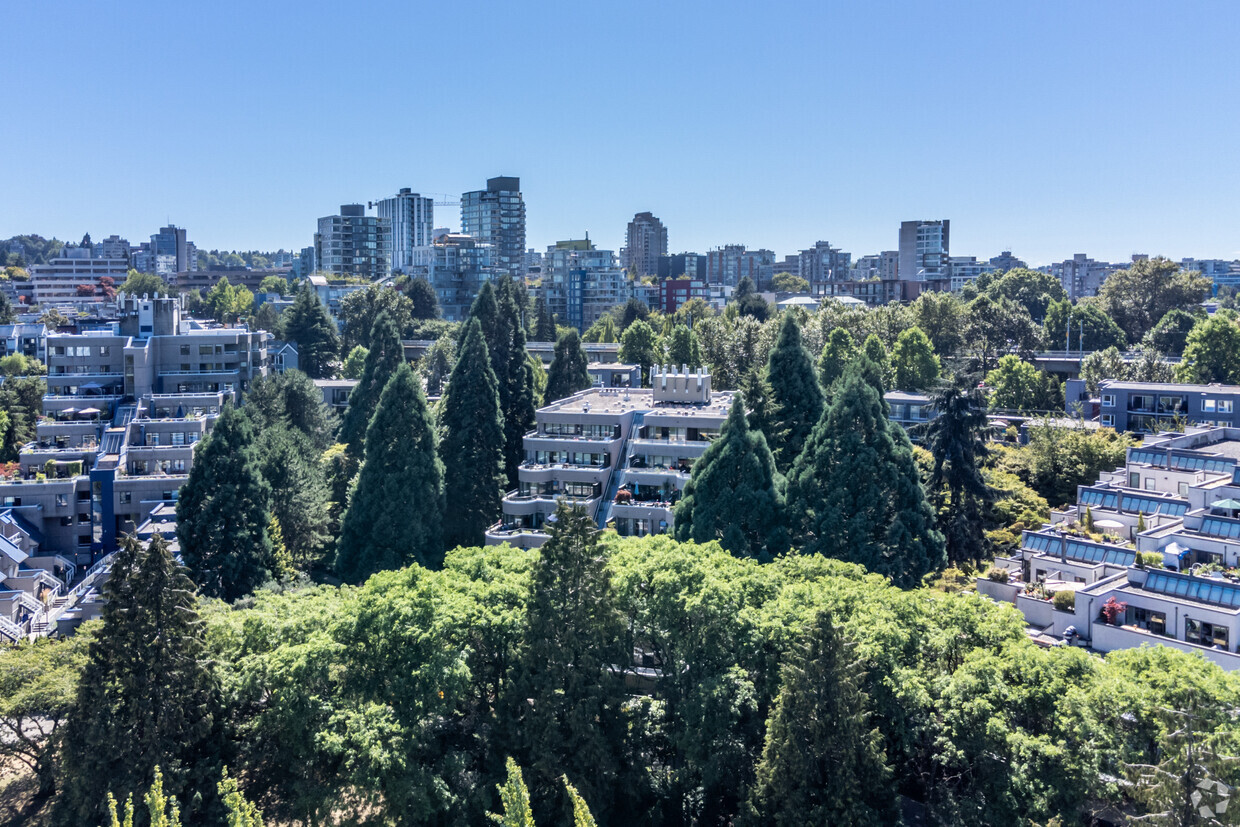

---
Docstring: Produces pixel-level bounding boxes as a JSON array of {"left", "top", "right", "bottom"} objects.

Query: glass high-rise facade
[
  {"left": 461, "top": 176, "right": 526, "bottom": 279},
  {"left": 314, "top": 204, "right": 391, "bottom": 281}
]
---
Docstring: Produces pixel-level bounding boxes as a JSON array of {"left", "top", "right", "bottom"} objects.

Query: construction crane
[{"left": 367, "top": 193, "right": 459, "bottom": 209}]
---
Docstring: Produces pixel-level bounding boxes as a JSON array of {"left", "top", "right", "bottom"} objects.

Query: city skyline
[{"left": 3, "top": 1, "right": 1239, "bottom": 263}]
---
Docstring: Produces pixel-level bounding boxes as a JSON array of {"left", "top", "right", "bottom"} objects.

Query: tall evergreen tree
[
  {"left": 546, "top": 329, "right": 591, "bottom": 403},
  {"left": 440, "top": 319, "right": 506, "bottom": 550},
  {"left": 177, "top": 405, "right": 275, "bottom": 601},
  {"left": 533, "top": 294, "right": 556, "bottom": 342},
  {"left": 56, "top": 535, "right": 223, "bottom": 826},
  {"left": 926, "top": 383, "right": 994, "bottom": 566},
  {"left": 508, "top": 502, "right": 627, "bottom": 822},
  {"left": 818, "top": 327, "right": 856, "bottom": 390},
  {"left": 464, "top": 281, "right": 501, "bottom": 354},
  {"left": 785, "top": 360, "right": 945, "bottom": 586},
  {"left": 765, "top": 313, "right": 824, "bottom": 472},
  {"left": 336, "top": 361, "right": 444, "bottom": 581},
  {"left": 861, "top": 333, "right": 890, "bottom": 392},
  {"left": 246, "top": 369, "right": 338, "bottom": 452},
  {"left": 339, "top": 311, "right": 405, "bottom": 459},
  {"left": 281, "top": 285, "right": 340, "bottom": 379},
  {"left": 744, "top": 609, "right": 896, "bottom": 826},
  {"left": 497, "top": 277, "right": 537, "bottom": 489},
  {"left": 675, "top": 395, "right": 787, "bottom": 560},
  {"left": 491, "top": 758, "right": 536, "bottom": 827}
]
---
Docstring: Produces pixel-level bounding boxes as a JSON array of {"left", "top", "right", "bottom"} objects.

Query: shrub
[
  {"left": 1138, "top": 551, "right": 1163, "bottom": 568},
  {"left": 985, "top": 566, "right": 1010, "bottom": 583},
  {"left": 1100, "top": 595, "right": 1127, "bottom": 624},
  {"left": 1052, "top": 590, "right": 1076, "bottom": 612}
]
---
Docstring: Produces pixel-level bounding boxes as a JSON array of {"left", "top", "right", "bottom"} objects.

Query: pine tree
[
  {"left": 926, "top": 383, "right": 994, "bottom": 566},
  {"left": 56, "top": 535, "right": 223, "bottom": 826},
  {"left": 336, "top": 362, "right": 444, "bottom": 581},
  {"left": 259, "top": 426, "right": 333, "bottom": 573},
  {"left": 490, "top": 758, "right": 536, "bottom": 827},
  {"left": 785, "top": 360, "right": 945, "bottom": 587},
  {"left": 765, "top": 313, "right": 824, "bottom": 472},
  {"left": 665, "top": 324, "right": 702, "bottom": 369},
  {"left": 440, "top": 318, "right": 506, "bottom": 550},
  {"left": 177, "top": 404, "right": 275, "bottom": 601},
  {"left": 745, "top": 609, "right": 896, "bottom": 826},
  {"left": 675, "top": 395, "right": 787, "bottom": 560},
  {"left": 818, "top": 327, "right": 856, "bottom": 390},
  {"left": 464, "top": 281, "right": 501, "bottom": 354},
  {"left": 546, "top": 329, "right": 591, "bottom": 403},
  {"left": 282, "top": 285, "right": 340, "bottom": 379},
  {"left": 509, "top": 501, "right": 626, "bottom": 822},
  {"left": 340, "top": 311, "right": 405, "bottom": 459},
  {"left": 419, "top": 333, "right": 455, "bottom": 397}
]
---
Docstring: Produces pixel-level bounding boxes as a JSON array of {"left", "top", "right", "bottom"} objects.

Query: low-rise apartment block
[
  {"left": 487, "top": 367, "right": 733, "bottom": 549},
  {"left": 1067, "top": 379, "right": 1240, "bottom": 433}
]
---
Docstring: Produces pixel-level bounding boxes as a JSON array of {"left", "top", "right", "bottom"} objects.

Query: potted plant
[{"left": 1099, "top": 596, "right": 1127, "bottom": 625}]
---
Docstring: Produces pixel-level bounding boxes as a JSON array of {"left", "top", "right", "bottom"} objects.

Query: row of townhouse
[
  {"left": 980, "top": 425, "right": 1240, "bottom": 670},
  {"left": 1067, "top": 378, "right": 1240, "bottom": 433}
]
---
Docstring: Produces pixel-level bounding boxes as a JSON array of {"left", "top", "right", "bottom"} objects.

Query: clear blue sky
[{"left": 4, "top": 1, "right": 1238, "bottom": 265}]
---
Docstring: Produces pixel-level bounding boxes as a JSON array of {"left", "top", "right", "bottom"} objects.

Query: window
[
  {"left": 77, "top": 513, "right": 90, "bottom": 524},
  {"left": 180, "top": 345, "right": 190, "bottom": 356},
  {"left": 78, "top": 535, "right": 91, "bottom": 546},
  {"left": 1185, "top": 617, "right": 1229, "bottom": 649},
  {"left": 1102, "top": 414, "right": 1115, "bottom": 427},
  {"left": 99, "top": 346, "right": 109, "bottom": 356},
  {"left": 1180, "top": 482, "right": 1189, "bottom": 497},
  {"left": 1101, "top": 394, "right": 1115, "bottom": 408},
  {"left": 119, "top": 491, "right": 131, "bottom": 504},
  {"left": 1131, "top": 607, "right": 1167, "bottom": 636},
  {"left": 1204, "top": 399, "right": 1217, "bottom": 412},
  {"left": 1145, "top": 477, "right": 1157, "bottom": 491},
  {"left": 56, "top": 494, "right": 67, "bottom": 508},
  {"left": 1129, "top": 472, "right": 1140, "bottom": 488},
  {"left": 1221, "top": 400, "right": 1234, "bottom": 414}
]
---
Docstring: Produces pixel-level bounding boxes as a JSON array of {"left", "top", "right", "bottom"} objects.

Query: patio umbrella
[
  {"left": 79, "top": 382, "right": 103, "bottom": 391},
  {"left": 77, "top": 407, "right": 101, "bottom": 416},
  {"left": 1211, "top": 498, "right": 1240, "bottom": 511},
  {"left": 1094, "top": 519, "right": 1125, "bottom": 530}
]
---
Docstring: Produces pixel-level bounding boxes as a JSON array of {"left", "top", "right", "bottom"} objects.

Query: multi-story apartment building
[
  {"left": 1065, "top": 379, "right": 1240, "bottom": 434},
  {"left": 29, "top": 248, "right": 131, "bottom": 304},
  {"left": 408, "top": 233, "right": 499, "bottom": 321},
  {"left": 541, "top": 240, "right": 626, "bottom": 331},
  {"left": 620, "top": 212, "right": 668, "bottom": 277},
  {"left": 487, "top": 367, "right": 733, "bottom": 549},
  {"left": 461, "top": 176, "right": 526, "bottom": 280},
  {"left": 0, "top": 324, "right": 47, "bottom": 361},
  {"left": 314, "top": 204, "right": 392, "bottom": 281},
  {"left": 947, "top": 256, "right": 995, "bottom": 291},
  {"left": 661, "top": 278, "right": 708, "bottom": 314},
  {"left": 306, "top": 274, "right": 372, "bottom": 328},
  {"left": 706, "top": 245, "right": 775, "bottom": 289},
  {"left": 797, "top": 241, "right": 851, "bottom": 290},
  {"left": 849, "top": 251, "right": 900, "bottom": 282},
  {"left": 657, "top": 252, "right": 706, "bottom": 282},
  {"left": 0, "top": 294, "right": 269, "bottom": 566},
  {"left": 989, "top": 250, "right": 1026, "bottom": 272},
  {"left": 898, "top": 220, "right": 950, "bottom": 285},
  {"left": 979, "top": 426, "right": 1240, "bottom": 670},
  {"left": 96, "top": 235, "right": 131, "bottom": 263},
  {"left": 377, "top": 188, "right": 434, "bottom": 274},
  {"left": 1049, "top": 253, "right": 1120, "bottom": 300}
]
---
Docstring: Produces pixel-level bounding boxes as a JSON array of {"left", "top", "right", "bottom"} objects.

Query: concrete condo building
[
  {"left": 314, "top": 204, "right": 392, "bottom": 281},
  {"left": 376, "top": 188, "right": 434, "bottom": 275},
  {"left": 541, "top": 240, "right": 626, "bottom": 332},
  {"left": 979, "top": 426, "right": 1240, "bottom": 670},
  {"left": 487, "top": 366, "right": 733, "bottom": 549},
  {"left": 29, "top": 248, "right": 131, "bottom": 305},
  {"left": 620, "top": 212, "right": 668, "bottom": 277},
  {"left": 898, "top": 220, "right": 950, "bottom": 285},
  {"left": 797, "top": 241, "right": 852, "bottom": 294},
  {"left": 408, "top": 233, "right": 499, "bottom": 321},
  {"left": 706, "top": 245, "right": 775, "bottom": 289},
  {"left": 461, "top": 176, "right": 526, "bottom": 279},
  {"left": 151, "top": 225, "right": 190, "bottom": 274}
]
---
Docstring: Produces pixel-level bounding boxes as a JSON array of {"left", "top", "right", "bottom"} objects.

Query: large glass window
[{"left": 1185, "top": 617, "right": 1230, "bottom": 649}]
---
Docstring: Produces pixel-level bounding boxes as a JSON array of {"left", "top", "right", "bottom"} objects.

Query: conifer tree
[
  {"left": 336, "top": 362, "right": 444, "bottom": 581},
  {"left": 925, "top": 383, "right": 994, "bottom": 566},
  {"left": 498, "top": 277, "right": 537, "bottom": 488},
  {"left": 675, "top": 395, "right": 787, "bottom": 560},
  {"left": 259, "top": 426, "right": 333, "bottom": 573},
  {"left": 745, "top": 609, "right": 896, "bottom": 826},
  {"left": 534, "top": 294, "right": 556, "bottom": 342},
  {"left": 818, "top": 327, "right": 856, "bottom": 390},
  {"left": 177, "top": 404, "right": 275, "bottom": 601},
  {"left": 546, "top": 329, "right": 591, "bottom": 403},
  {"left": 861, "top": 333, "right": 890, "bottom": 392},
  {"left": 340, "top": 311, "right": 405, "bottom": 458},
  {"left": 765, "top": 313, "right": 824, "bottom": 472},
  {"left": 56, "top": 535, "right": 223, "bottom": 826},
  {"left": 785, "top": 360, "right": 945, "bottom": 586},
  {"left": 406, "top": 275, "right": 440, "bottom": 320},
  {"left": 509, "top": 501, "right": 627, "bottom": 822},
  {"left": 563, "top": 777, "right": 598, "bottom": 826},
  {"left": 465, "top": 281, "right": 501, "bottom": 355},
  {"left": 281, "top": 285, "right": 340, "bottom": 379},
  {"left": 440, "top": 319, "right": 506, "bottom": 550}
]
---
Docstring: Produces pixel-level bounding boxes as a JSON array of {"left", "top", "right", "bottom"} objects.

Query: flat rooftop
[
  {"left": 1102, "top": 380, "right": 1240, "bottom": 395},
  {"left": 540, "top": 387, "right": 736, "bottom": 417}
]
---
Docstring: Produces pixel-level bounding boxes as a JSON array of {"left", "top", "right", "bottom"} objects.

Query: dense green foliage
[
  {"left": 57, "top": 535, "right": 223, "bottom": 826},
  {"left": 1178, "top": 312, "right": 1240, "bottom": 384},
  {"left": 817, "top": 326, "right": 856, "bottom": 389},
  {"left": 619, "top": 319, "right": 660, "bottom": 384},
  {"left": 1094, "top": 257, "right": 1211, "bottom": 343},
  {"left": 339, "top": 311, "right": 405, "bottom": 457},
  {"left": 339, "top": 284, "right": 415, "bottom": 353},
  {"left": 890, "top": 325, "right": 940, "bottom": 391},
  {"left": 675, "top": 396, "right": 788, "bottom": 560},
  {"left": 177, "top": 405, "right": 275, "bottom": 601},
  {"left": 926, "top": 384, "right": 993, "bottom": 565},
  {"left": 336, "top": 362, "right": 444, "bottom": 580},
  {"left": 786, "top": 359, "right": 945, "bottom": 586}
]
